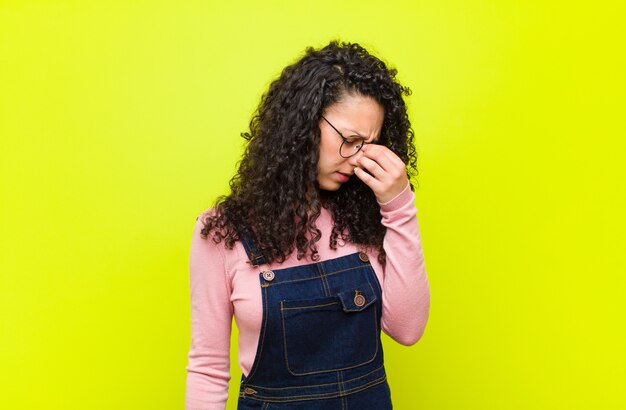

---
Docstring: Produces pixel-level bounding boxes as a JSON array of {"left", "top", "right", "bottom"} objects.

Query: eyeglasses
[{"left": 321, "top": 115, "right": 368, "bottom": 158}]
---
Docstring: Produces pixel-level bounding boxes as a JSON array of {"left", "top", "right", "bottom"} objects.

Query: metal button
[
  {"left": 354, "top": 291, "right": 366, "bottom": 307},
  {"left": 358, "top": 252, "right": 369, "bottom": 263},
  {"left": 262, "top": 270, "right": 275, "bottom": 282}
]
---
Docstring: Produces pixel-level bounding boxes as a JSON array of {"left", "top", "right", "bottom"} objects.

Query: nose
[{"left": 346, "top": 153, "right": 360, "bottom": 168}]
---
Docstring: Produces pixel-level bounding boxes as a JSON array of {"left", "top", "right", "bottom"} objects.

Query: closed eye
[{"left": 344, "top": 136, "right": 366, "bottom": 146}]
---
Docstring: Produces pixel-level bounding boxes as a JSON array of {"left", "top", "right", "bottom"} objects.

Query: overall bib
[{"left": 237, "top": 236, "right": 392, "bottom": 409}]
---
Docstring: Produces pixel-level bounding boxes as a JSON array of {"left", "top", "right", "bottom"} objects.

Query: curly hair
[{"left": 200, "top": 40, "right": 417, "bottom": 266}]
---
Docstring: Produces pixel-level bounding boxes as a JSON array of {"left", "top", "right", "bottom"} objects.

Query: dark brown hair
[{"left": 200, "top": 41, "right": 416, "bottom": 265}]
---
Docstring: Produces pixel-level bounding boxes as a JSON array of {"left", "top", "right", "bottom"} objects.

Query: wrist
[{"left": 377, "top": 182, "right": 412, "bottom": 211}]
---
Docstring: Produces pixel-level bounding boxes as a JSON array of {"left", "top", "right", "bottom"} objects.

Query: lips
[{"left": 336, "top": 172, "right": 351, "bottom": 183}]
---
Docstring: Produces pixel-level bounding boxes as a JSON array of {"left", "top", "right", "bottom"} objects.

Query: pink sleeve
[
  {"left": 185, "top": 215, "right": 232, "bottom": 410},
  {"left": 377, "top": 183, "right": 431, "bottom": 345}
]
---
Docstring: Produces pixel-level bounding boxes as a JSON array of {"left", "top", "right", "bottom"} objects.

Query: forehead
[{"left": 323, "top": 94, "right": 384, "bottom": 140}]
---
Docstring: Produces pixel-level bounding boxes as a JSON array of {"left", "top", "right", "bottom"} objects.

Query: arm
[
  {"left": 185, "top": 215, "right": 233, "bottom": 410},
  {"left": 353, "top": 144, "right": 431, "bottom": 345},
  {"left": 378, "top": 183, "right": 431, "bottom": 345}
]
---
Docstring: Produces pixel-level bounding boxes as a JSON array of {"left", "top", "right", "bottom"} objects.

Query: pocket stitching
[{"left": 280, "top": 291, "right": 379, "bottom": 376}]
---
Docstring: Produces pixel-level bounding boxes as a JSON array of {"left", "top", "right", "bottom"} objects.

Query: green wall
[{"left": 1, "top": 0, "right": 624, "bottom": 408}]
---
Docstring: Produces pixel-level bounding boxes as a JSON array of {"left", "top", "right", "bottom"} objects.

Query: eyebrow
[
  {"left": 323, "top": 116, "right": 377, "bottom": 142},
  {"left": 349, "top": 130, "right": 380, "bottom": 144},
  {"left": 346, "top": 125, "right": 382, "bottom": 143},
  {"left": 346, "top": 129, "right": 366, "bottom": 139}
]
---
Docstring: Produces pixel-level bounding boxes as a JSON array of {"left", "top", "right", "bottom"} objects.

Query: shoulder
[
  {"left": 192, "top": 207, "right": 222, "bottom": 239},
  {"left": 190, "top": 208, "right": 216, "bottom": 245},
  {"left": 190, "top": 208, "right": 250, "bottom": 284},
  {"left": 195, "top": 207, "right": 217, "bottom": 224},
  {"left": 189, "top": 208, "right": 233, "bottom": 272},
  {"left": 191, "top": 207, "right": 241, "bottom": 261}
]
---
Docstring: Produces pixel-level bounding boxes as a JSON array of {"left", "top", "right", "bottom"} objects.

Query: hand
[{"left": 353, "top": 145, "right": 409, "bottom": 203}]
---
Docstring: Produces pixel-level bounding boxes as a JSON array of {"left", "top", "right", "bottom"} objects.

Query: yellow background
[{"left": 1, "top": 0, "right": 624, "bottom": 409}]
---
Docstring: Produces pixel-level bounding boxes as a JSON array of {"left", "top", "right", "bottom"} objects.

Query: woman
[{"left": 185, "top": 41, "right": 430, "bottom": 409}]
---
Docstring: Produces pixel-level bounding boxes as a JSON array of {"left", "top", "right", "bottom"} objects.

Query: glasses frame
[{"left": 321, "top": 115, "right": 368, "bottom": 158}]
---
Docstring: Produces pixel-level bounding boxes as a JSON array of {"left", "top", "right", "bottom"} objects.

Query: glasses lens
[{"left": 340, "top": 140, "right": 364, "bottom": 158}]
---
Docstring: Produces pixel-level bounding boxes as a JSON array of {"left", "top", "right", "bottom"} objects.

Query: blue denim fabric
[{"left": 237, "top": 236, "right": 392, "bottom": 409}]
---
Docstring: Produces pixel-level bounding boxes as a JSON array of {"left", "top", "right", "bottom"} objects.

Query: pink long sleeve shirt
[{"left": 185, "top": 183, "right": 430, "bottom": 410}]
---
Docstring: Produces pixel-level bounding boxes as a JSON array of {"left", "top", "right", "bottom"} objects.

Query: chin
[{"left": 317, "top": 180, "right": 341, "bottom": 191}]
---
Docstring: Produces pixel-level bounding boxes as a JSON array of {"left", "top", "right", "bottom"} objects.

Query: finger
[
  {"left": 354, "top": 166, "right": 383, "bottom": 192},
  {"left": 360, "top": 146, "right": 409, "bottom": 186},
  {"left": 355, "top": 155, "right": 385, "bottom": 179},
  {"left": 360, "top": 145, "right": 403, "bottom": 172},
  {"left": 368, "top": 145, "right": 405, "bottom": 170}
]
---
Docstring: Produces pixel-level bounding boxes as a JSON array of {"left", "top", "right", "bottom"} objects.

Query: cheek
[
  {"left": 317, "top": 131, "right": 341, "bottom": 172},
  {"left": 317, "top": 147, "right": 335, "bottom": 173}
]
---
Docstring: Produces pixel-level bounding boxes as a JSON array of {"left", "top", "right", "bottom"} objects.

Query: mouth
[{"left": 336, "top": 172, "right": 351, "bottom": 183}]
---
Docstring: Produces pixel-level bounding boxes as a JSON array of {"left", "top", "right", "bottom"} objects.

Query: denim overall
[{"left": 237, "top": 235, "right": 392, "bottom": 409}]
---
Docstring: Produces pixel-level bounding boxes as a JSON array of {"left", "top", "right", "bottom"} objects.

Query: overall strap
[{"left": 239, "top": 230, "right": 267, "bottom": 267}]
